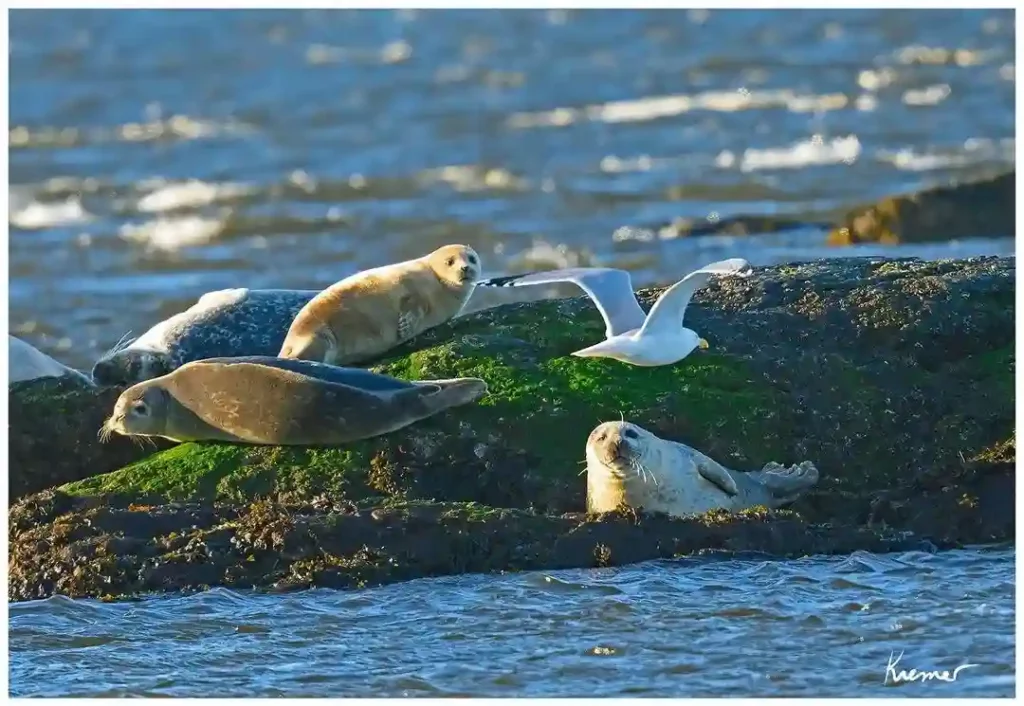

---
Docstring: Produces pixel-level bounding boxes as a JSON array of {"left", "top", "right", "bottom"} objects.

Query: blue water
[
  {"left": 9, "top": 8, "right": 1015, "bottom": 370},
  {"left": 7, "top": 8, "right": 1016, "bottom": 697},
  {"left": 9, "top": 547, "right": 1015, "bottom": 697}
]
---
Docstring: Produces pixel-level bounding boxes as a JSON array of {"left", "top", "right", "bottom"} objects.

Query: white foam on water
[
  {"left": 877, "top": 138, "right": 1014, "bottom": 171},
  {"left": 418, "top": 165, "right": 529, "bottom": 192},
  {"left": 9, "top": 197, "right": 93, "bottom": 230},
  {"left": 506, "top": 88, "right": 849, "bottom": 129},
  {"left": 136, "top": 179, "right": 254, "bottom": 213},
  {"left": 893, "top": 45, "right": 999, "bottom": 66},
  {"left": 10, "top": 115, "right": 253, "bottom": 148},
  {"left": 716, "top": 135, "right": 861, "bottom": 172},
  {"left": 902, "top": 84, "right": 951, "bottom": 106},
  {"left": 119, "top": 216, "right": 226, "bottom": 250}
]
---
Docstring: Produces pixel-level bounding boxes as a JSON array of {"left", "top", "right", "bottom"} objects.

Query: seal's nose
[
  {"left": 460, "top": 264, "right": 472, "bottom": 278},
  {"left": 91, "top": 360, "right": 113, "bottom": 385},
  {"left": 607, "top": 438, "right": 624, "bottom": 459}
]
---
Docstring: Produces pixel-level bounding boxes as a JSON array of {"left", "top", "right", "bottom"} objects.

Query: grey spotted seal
[
  {"left": 278, "top": 244, "right": 481, "bottom": 365},
  {"left": 99, "top": 355, "right": 488, "bottom": 446},
  {"left": 9, "top": 335, "right": 94, "bottom": 386},
  {"left": 585, "top": 421, "right": 819, "bottom": 515},
  {"left": 90, "top": 288, "right": 319, "bottom": 386}
]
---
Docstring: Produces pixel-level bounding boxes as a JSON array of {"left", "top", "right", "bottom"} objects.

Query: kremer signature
[{"left": 884, "top": 650, "right": 979, "bottom": 685}]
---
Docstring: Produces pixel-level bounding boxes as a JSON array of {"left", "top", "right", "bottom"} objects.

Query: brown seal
[
  {"left": 100, "top": 355, "right": 488, "bottom": 446},
  {"left": 278, "top": 244, "right": 482, "bottom": 365}
]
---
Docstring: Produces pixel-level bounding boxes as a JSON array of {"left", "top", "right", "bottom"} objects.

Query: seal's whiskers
[{"left": 101, "top": 330, "right": 135, "bottom": 359}]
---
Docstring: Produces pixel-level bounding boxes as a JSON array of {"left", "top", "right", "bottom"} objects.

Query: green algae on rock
[
  {"left": 10, "top": 256, "right": 1015, "bottom": 602},
  {"left": 9, "top": 376, "right": 175, "bottom": 503},
  {"left": 63, "top": 349, "right": 787, "bottom": 514}
]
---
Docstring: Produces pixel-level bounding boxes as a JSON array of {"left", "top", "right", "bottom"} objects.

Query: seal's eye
[
  {"left": 624, "top": 428, "right": 638, "bottom": 440},
  {"left": 130, "top": 400, "right": 149, "bottom": 417},
  {"left": 596, "top": 431, "right": 607, "bottom": 442},
  {"left": 468, "top": 254, "right": 477, "bottom": 265},
  {"left": 446, "top": 257, "right": 455, "bottom": 267}
]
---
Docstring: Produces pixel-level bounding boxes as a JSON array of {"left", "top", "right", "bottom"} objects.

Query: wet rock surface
[
  {"left": 8, "top": 256, "right": 1014, "bottom": 601},
  {"left": 828, "top": 170, "right": 1014, "bottom": 245}
]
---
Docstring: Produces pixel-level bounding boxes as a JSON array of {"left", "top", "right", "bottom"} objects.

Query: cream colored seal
[
  {"left": 585, "top": 421, "right": 819, "bottom": 515},
  {"left": 9, "top": 335, "right": 94, "bottom": 386},
  {"left": 100, "top": 355, "right": 487, "bottom": 446},
  {"left": 278, "top": 244, "right": 481, "bottom": 365}
]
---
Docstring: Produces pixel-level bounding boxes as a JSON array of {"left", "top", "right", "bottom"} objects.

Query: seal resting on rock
[
  {"left": 278, "top": 244, "right": 482, "bottom": 365},
  {"left": 9, "top": 335, "right": 93, "bottom": 386},
  {"left": 91, "top": 288, "right": 319, "bottom": 387},
  {"left": 585, "top": 421, "right": 819, "bottom": 515},
  {"left": 99, "top": 355, "right": 488, "bottom": 446}
]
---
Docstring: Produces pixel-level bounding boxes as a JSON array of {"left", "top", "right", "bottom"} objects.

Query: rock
[
  {"left": 7, "top": 495, "right": 947, "bottom": 602},
  {"left": 9, "top": 377, "right": 175, "bottom": 503},
  {"left": 828, "top": 171, "right": 1014, "bottom": 245},
  {"left": 8, "top": 256, "right": 1014, "bottom": 601}
]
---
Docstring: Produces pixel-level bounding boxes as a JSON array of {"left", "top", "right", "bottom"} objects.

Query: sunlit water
[
  {"left": 9, "top": 9, "right": 1015, "bottom": 370},
  {"left": 9, "top": 547, "right": 1014, "bottom": 697},
  {"left": 8, "top": 9, "right": 1016, "bottom": 698}
]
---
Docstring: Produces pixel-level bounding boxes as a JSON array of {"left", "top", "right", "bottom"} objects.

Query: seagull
[{"left": 476, "top": 258, "right": 752, "bottom": 366}]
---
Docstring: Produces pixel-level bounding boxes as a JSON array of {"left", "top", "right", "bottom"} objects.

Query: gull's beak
[{"left": 698, "top": 338, "right": 710, "bottom": 350}]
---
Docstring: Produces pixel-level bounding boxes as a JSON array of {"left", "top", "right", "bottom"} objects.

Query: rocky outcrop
[
  {"left": 828, "top": 171, "right": 1014, "bottom": 245},
  {"left": 8, "top": 256, "right": 1014, "bottom": 602},
  {"left": 9, "top": 377, "right": 174, "bottom": 502}
]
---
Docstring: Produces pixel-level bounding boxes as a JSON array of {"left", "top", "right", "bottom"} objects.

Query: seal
[
  {"left": 90, "top": 288, "right": 319, "bottom": 387},
  {"left": 585, "top": 421, "right": 819, "bottom": 515},
  {"left": 278, "top": 244, "right": 482, "bottom": 365},
  {"left": 99, "top": 355, "right": 488, "bottom": 446},
  {"left": 9, "top": 335, "right": 94, "bottom": 386}
]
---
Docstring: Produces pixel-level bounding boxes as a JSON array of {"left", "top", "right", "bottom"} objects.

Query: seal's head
[
  {"left": 92, "top": 349, "right": 172, "bottom": 387},
  {"left": 100, "top": 383, "right": 171, "bottom": 442},
  {"left": 427, "top": 244, "right": 482, "bottom": 289},
  {"left": 586, "top": 420, "right": 661, "bottom": 480}
]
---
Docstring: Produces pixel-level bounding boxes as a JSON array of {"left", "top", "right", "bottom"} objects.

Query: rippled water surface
[
  {"left": 9, "top": 546, "right": 1015, "bottom": 697},
  {"left": 9, "top": 8, "right": 1015, "bottom": 370},
  {"left": 8, "top": 10, "right": 1016, "bottom": 698}
]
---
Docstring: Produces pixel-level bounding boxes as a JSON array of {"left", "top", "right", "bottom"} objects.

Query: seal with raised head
[
  {"left": 90, "top": 288, "right": 319, "bottom": 386},
  {"left": 278, "top": 244, "right": 482, "bottom": 365},
  {"left": 10, "top": 335, "right": 94, "bottom": 386},
  {"left": 585, "top": 421, "right": 819, "bottom": 515},
  {"left": 100, "top": 355, "right": 488, "bottom": 446}
]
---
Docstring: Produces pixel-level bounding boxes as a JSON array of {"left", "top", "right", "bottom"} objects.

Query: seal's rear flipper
[
  {"left": 750, "top": 460, "right": 819, "bottom": 503},
  {"left": 418, "top": 377, "right": 489, "bottom": 408}
]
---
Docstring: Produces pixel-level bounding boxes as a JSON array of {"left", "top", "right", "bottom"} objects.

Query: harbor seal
[
  {"left": 585, "top": 421, "right": 819, "bottom": 515},
  {"left": 99, "top": 355, "right": 488, "bottom": 446},
  {"left": 278, "top": 244, "right": 482, "bottom": 365},
  {"left": 9, "top": 335, "right": 94, "bottom": 386},
  {"left": 90, "top": 288, "right": 319, "bottom": 386}
]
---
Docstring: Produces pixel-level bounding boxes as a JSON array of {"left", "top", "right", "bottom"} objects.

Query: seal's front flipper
[
  {"left": 695, "top": 458, "right": 740, "bottom": 496},
  {"left": 280, "top": 326, "right": 337, "bottom": 364},
  {"left": 397, "top": 293, "right": 427, "bottom": 342}
]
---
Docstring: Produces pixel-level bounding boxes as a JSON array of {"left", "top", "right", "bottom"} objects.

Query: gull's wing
[
  {"left": 639, "top": 258, "right": 752, "bottom": 335},
  {"left": 477, "top": 268, "right": 646, "bottom": 337}
]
